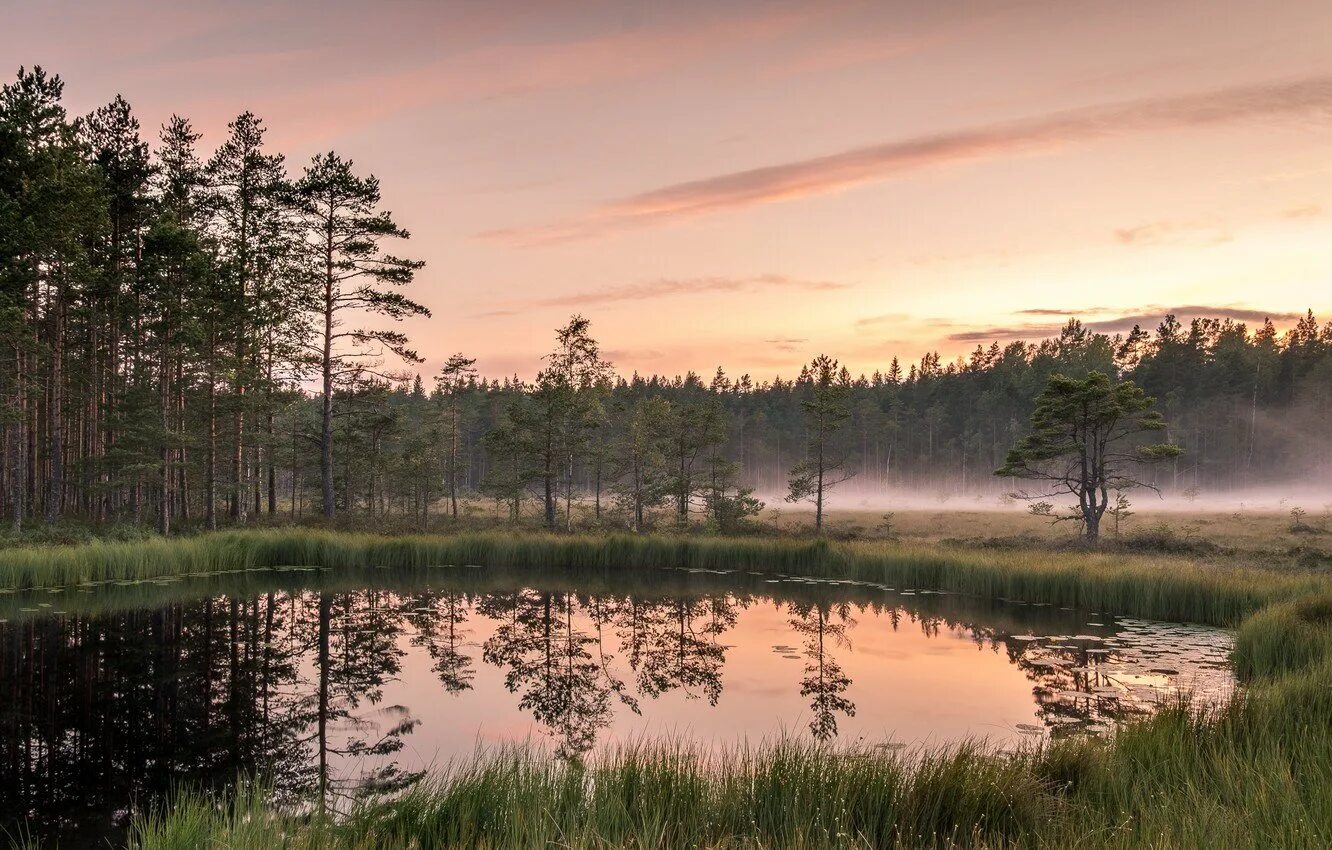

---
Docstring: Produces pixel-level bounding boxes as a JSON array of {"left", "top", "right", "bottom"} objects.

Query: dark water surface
[{"left": 0, "top": 564, "right": 1234, "bottom": 845}]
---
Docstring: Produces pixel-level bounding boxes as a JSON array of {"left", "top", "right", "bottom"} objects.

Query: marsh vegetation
[{"left": 0, "top": 523, "right": 1326, "bottom": 847}]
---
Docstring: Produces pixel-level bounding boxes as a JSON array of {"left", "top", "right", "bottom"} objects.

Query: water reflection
[
  {"left": 789, "top": 601, "right": 856, "bottom": 740},
  {"left": 478, "top": 589, "right": 621, "bottom": 757},
  {"left": 0, "top": 567, "right": 1233, "bottom": 844}
]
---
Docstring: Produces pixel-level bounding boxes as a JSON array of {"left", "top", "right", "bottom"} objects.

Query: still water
[{"left": 0, "top": 564, "right": 1234, "bottom": 843}]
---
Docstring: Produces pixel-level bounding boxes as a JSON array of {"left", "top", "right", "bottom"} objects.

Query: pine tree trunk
[
  {"left": 177, "top": 373, "right": 190, "bottom": 523},
  {"left": 267, "top": 418, "right": 276, "bottom": 515},
  {"left": 320, "top": 292, "right": 335, "bottom": 519},
  {"left": 320, "top": 214, "right": 336, "bottom": 520},
  {"left": 158, "top": 339, "right": 171, "bottom": 536},
  {"left": 206, "top": 323, "right": 218, "bottom": 530},
  {"left": 9, "top": 345, "right": 23, "bottom": 531},
  {"left": 46, "top": 283, "right": 65, "bottom": 524}
]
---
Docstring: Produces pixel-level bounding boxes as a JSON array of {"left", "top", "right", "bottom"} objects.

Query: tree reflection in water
[
  {"left": 614, "top": 595, "right": 736, "bottom": 706},
  {"left": 480, "top": 589, "right": 622, "bottom": 757},
  {"left": 304, "top": 588, "right": 418, "bottom": 807},
  {"left": 788, "top": 600, "right": 857, "bottom": 740},
  {"left": 405, "top": 589, "right": 475, "bottom": 694},
  {"left": 0, "top": 571, "right": 1232, "bottom": 844}
]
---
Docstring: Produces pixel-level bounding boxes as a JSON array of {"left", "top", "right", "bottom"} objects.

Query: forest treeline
[{"left": 2, "top": 67, "right": 1330, "bottom": 535}]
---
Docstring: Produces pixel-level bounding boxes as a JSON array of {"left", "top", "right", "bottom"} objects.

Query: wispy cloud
[
  {"left": 603, "top": 348, "right": 666, "bottom": 363},
  {"left": 764, "top": 336, "right": 808, "bottom": 352},
  {"left": 1113, "top": 220, "right": 1231, "bottom": 247},
  {"left": 946, "top": 304, "right": 1305, "bottom": 342},
  {"left": 1283, "top": 203, "right": 1323, "bottom": 218},
  {"left": 495, "top": 274, "right": 847, "bottom": 311},
  {"left": 1015, "top": 307, "right": 1113, "bottom": 317},
  {"left": 217, "top": 3, "right": 849, "bottom": 147},
  {"left": 854, "top": 312, "right": 913, "bottom": 330},
  {"left": 484, "top": 74, "right": 1332, "bottom": 245}
]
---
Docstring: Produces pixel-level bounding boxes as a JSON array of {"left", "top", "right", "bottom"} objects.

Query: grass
[
  {"left": 126, "top": 741, "right": 1052, "bottom": 849},
  {"left": 1231, "top": 592, "right": 1332, "bottom": 680},
  {"left": 808, "top": 503, "right": 1330, "bottom": 542},
  {"left": 0, "top": 527, "right": 1323, "bottom": 626},
  {"left": 3, "top": 523, "right": 1330, "bottom": 848},
  {"left": 124, "top": 684, "right": 1332, "bottom": 849}
]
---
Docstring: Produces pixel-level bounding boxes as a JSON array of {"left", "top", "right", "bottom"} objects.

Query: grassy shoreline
[
  {"left": 4, "top": 528, "right": 1330, "bottom": 847},
  {"left": 0, "top": 527, "right": 1321, "bottom": 626}
]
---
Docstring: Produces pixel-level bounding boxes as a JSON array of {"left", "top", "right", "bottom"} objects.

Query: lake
[{"left": 0, "top": 564, "right": 1234, "bottom": 844}]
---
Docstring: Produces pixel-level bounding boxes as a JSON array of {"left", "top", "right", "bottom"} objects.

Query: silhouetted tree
[
  {"left": 294, "top": 151, "right": 426, "bottom": 519},
  {"left": 786, "top": 355, "right": 854, "bottom": 533},
  {"left": 996, "top": 372, "right": 1181, "bottom": 541}
]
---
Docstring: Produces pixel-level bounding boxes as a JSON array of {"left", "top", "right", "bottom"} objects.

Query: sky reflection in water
[{"left": 0, "top": 565, "right": 1234, "bottom": 843}]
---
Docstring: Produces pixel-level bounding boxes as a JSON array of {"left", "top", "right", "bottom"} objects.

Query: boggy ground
[
  {"left": 803, "top": 505, "right": 1332, "bottom": 568},
  {"left": 0, "top": 516, "right": 1329, "bottom": 848},
  {"left": 5, "top": 502, "right": 1329, "bottom": 569},
  {"left": 816, "top": 505, "right": 1327, "bottom": 545}
]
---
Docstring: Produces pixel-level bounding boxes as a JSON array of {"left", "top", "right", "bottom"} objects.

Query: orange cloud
[
  {"left": 477, "top": 274, "right": 846, "bottom": 314},
  {"left": 1282, "top": 204, "right": 1323, "bottom": 218},
  {"left": 945, "top": 305, "right": 1305, "bottom": 342},
  {"left": 484, "top": 74, "right": 1332, "bottom": 245}
]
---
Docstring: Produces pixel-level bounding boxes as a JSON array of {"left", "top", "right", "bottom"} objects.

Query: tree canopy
[{"left": 996, "top": 372, "right": 1181, "bottom": 540}]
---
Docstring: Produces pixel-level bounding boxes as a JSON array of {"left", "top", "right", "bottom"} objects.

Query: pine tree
[
  {"left": 996, "top": 372, "right": 1182, "bottom": 541},
  {"left": 294, "top": 151, "right": 427, "bottom": 519},
  {"left": 611, "top": 396, "right": 671, "bottom": 532},
  {"left": 206, "top": 112, "right": 288, "bottom": 524},
  {"left": 437, "top": 353, "right": 477, "bottom": 519},
  {"left": 786, "top": 355, "right": 854, "bottom": 534}
]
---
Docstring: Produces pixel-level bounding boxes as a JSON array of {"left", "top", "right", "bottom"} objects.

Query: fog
[{"left": 758, "top": 482, "right": 1332, "bottom": 515}]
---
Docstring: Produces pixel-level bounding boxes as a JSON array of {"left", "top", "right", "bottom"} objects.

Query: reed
[
  {"left": 0, "top": 528, "right": 1321, "bottom": 626},
  {"left": 126, "top": 684, "right": 1332, "bottom": 850},
  {"left": 126, "top": 740, "right": 1050, "bottom": 850},
  {"left": 1231, "top": 592, "right": 1332, "bottom": 680}
]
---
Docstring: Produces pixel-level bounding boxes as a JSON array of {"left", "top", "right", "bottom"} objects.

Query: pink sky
[{"left": 5, "top": 0, "right": 1331, "bottom": 379}]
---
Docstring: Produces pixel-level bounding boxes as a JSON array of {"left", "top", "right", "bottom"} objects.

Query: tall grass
[
  {"left": 126, "top": 740, "right": 1050, "bottom": 850},
  {"left": 1232, "top": 593, "right": 1332, "bottom": 680},
  {"left": 0, "top": 528, "right": 1321, "bottom": 625},
  {"left": 127, "top": 685, "right": 1332, "bottom": 850}
]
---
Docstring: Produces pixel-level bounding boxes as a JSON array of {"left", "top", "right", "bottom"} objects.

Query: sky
[{"left": 4, "top": 0, "right": 1332, "bottom": 380}]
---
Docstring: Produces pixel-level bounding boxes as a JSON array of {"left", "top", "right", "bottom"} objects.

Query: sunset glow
[{"left": 7, "top": 0, "right": 1331, "bottom": 378}]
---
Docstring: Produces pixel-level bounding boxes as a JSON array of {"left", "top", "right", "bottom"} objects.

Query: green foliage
[
  {"left": 786, "top": 355, "right": 855, "bottom": 533},
  {"left": 997, "top": 372, "right": 1181, "bottom": 540},
  {"left": 705, "top": 486, "right": 765, "bottom": 532},
  {"left": 608, "top": 396, "right": 672, "bottom": 531},
  {"left": 1106, "top": 491, "right": 1133, "bottom": 536}
]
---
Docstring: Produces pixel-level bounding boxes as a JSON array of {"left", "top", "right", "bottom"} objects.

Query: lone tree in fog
[
  {"left": 786, "top": 355, "right": 855, "bottom": 534},
  {"left": 996, "top": 371, "right": 1181, "bottom": 542}
]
